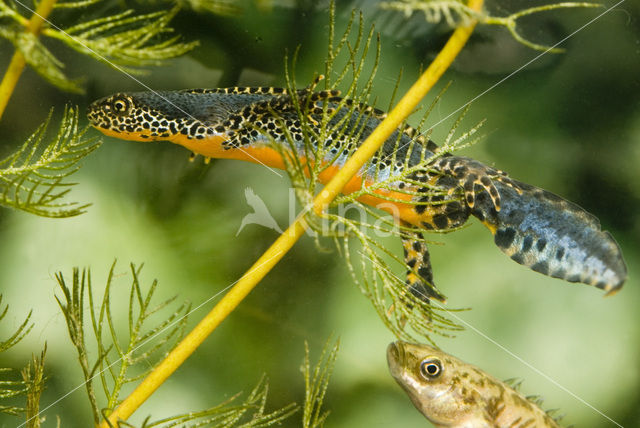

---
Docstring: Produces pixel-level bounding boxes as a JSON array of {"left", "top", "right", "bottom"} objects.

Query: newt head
[
  {"left": 87, "top": 89, "right": 296, "bottom": 164},
  {"left": 87, "top": 91, "right": 232, "bottom": 144}
]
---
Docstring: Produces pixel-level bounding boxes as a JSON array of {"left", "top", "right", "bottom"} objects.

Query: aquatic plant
[
  {"left": 0, "top": 295, "right": 34, "bottom": 418},
  {"left": 0, "top": 107, "right": 100, "bottom": 217},
  {"left": 55, "top": 262, "right": 298, "bottom": 427},
  {"left": 381, "top": 0, "right": 600, "bottom": 52},
  {"left": 0, "top": 0, "right": 629, "bottom": 426},
  {"left": 0, "top": 0, "right": 197, "bottom": 215}
]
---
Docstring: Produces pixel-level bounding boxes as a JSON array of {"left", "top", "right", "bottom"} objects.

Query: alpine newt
[
  {"left": 387, "top": 341, "right": 562, "bottom": 427},
  {"left": 87, "top": 86, "right": 627, "bottom": 303}
]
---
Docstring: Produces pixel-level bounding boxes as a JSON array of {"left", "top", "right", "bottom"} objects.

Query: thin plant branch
[
  {"left": 0, "top": 0, "right": 58, "bottom": 119},
  {"left": 98, "top": 0, "right": 484, "bottom": 425},
  {"left": 0, "top": 106, "right": 101, "bottom": 217}
]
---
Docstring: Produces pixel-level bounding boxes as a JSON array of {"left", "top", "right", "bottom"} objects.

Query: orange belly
[{"left": 164, "top": 133, "right": 432, "bottom": 227}]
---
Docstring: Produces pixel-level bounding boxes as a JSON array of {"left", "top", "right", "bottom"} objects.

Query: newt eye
[
  {"left": 419, "top": 358, "right": 442, "bottom": 379},
  {"left": 111, "top": 96, "right": 131, "bottom": 114}
]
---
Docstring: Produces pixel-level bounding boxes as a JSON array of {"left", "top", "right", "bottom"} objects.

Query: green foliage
[
  {"left": 327, "top": 109, "right": 480, "bottom": 343},
  {"left": 47, "top": 7, "right": 198, "bottom": 74},
  {"left": 134, "top": 0, "right": 241, "bottom": 16},
  {"left": 21, "top": 347, "right": 48, "bottom": 428},
  {"left": 0, "top": 367, "right": 26, "bottom": 417},
  {"left": 301, "top": 338, "right": 339, "bottom": 428},
  {"left": 54, "top": 0, "right": 102, "bottom": 9},
  {"left": 172, "top": 0, "right": 241, "bottom": 16},
  {"left": 0, "top": 23, "right": 84, "bottom": 92},
  {"left": 0, "top": 0, "right": 197, "bottom": 92},
  {"left": 380, "top": 0, "right": 601, "bottom": 52},
  {"left": 0, "top": 295, "right": 33, "bottom": 354},
  {"left": 481, "top": 2, "right": 601, "bottom": 52},
  {"left": 269, "top": 4, "right": 477, "bottom": 341},
  {"left": 132, "top": 376, "right": 297, "bottom": 428},
  {"left": 0, "top": 295, "right": 37, "bottom": 419},
  {"left": 0, "top": 106, "right": 101, "bottom": 217},
  {"left": 1, "top": 0, "right": 630, "bottom": 425},
  {"left": 0, "top": 0, "right": 197, "bottom": 218},
  {"left": 2, "top": 262, "right": 338, "bottom": 427},
  {"left": 54, "top": 262, "right": 301, "bottom": 427},
  {"left": 55, "top": 261, "right": 192, "bottom": 424},
  {"left": 381, "top": 0, "right": 477, "bottom": 27}
]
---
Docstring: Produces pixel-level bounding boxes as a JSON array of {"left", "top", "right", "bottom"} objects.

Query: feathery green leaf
[
  {"left": 174, "top": 0, "right": 241, "bottom": 16},
  {"left": 21, "top": 346, "right": 47, "bottom": 428},
  {"left": 381, "top": 0, "right": 476, "bottom": 27},
  {"left": 0, "top": 296, "right": 34, "bottom": 353},
  {"left": 0, "top": 24, "right": 84, "bottom": 92},
  {"left": 1, "top": 0, "right": 197, "bottom": 90},
  {"left": 55, "top": 261, "right": 192, "bottom": 423},
  {"left": 381, "top": 0, "right": 602, "bottom": 52},
  {"left": 0, "top": 295, "right": 34, "bottom": 417},
  {"left": 54, "top": 0, "right": 102, "bottom": 8},
  {"left": 267, "top": 4, "right": 472, "bottom": 341},
  {"left": 46, "top": 6, "right": 198, "bottom": 73},
  {"left": 130, "top": 375, "right": 297, "bottom": 428},
  {"left": 0, "top": 106, "right": 101, "bottom": 217},
  {"left": 301, "top": 338, "right": 339, "bottom": 428},
  {"left": 481, "top": 2, "right": 602, "bottom": 52},
  {"left": 56, "top": 262, "right": 298, "bottom": 427}
]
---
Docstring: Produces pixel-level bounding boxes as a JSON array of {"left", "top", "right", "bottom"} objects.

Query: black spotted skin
[
  {"left": 87, "top": 87, "right": 628, "bottom": 302},
  {"left": 473, "top": 180, "right": 627, "bottom": 293},
  {"left": 387, "top": 341, "right": 563, "bottom": 427},
  {"left": 401, "top": 226, "right": 445, "bottom": 303}
]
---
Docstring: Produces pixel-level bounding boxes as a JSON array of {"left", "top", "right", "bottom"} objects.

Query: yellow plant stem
[
  {"left": 0, "top": 0, "right": 58, "bottom": 120},
  {"left": 101, "top": 1, "right": 483, "bottom": 425}
]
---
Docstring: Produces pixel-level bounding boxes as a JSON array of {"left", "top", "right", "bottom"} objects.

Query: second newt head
[
  {"left": 387, "top": 341, "right": 479, "bottom": 426},
  {"left": 387, "top": 341, "right": 562, "bottom": 427}
]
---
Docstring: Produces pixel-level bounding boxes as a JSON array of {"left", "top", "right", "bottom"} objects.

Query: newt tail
[
  {"left": 476, "top": 179, "right": 626, "bottom": 294},
  {"left": 87, "top": 87, "right": 627, "bottom": 301}
]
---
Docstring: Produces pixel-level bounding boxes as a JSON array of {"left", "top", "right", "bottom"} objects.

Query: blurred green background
[{"left": 1, "top": 0, "right": 639, "bottom": 426}]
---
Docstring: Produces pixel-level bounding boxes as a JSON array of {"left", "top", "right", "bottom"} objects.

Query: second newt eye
[
  {"left": 111, "top": 97, "right": 131, "bottom": 114},
  {"left": 419, "top": 358, "right": 442, "bottom": 379}
]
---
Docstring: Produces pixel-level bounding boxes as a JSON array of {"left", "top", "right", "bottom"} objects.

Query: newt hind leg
[
  {"left": 411, "top": 173, "right": 472, "bottom": 230},
  {"left": 430, "top": 155, "right": 523, "bottom": 212},
  {"left": 399, "top": 160, "right": 511, "bottom": 304},
  {"left": 398, "top": 175, "right": 474, "bottom": 304},
  {"left": 400, "top": 226, "right": 446, "bottom": 304}
]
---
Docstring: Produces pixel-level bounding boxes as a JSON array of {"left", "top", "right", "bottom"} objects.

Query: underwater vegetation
[{"left": 0, "top": 0, "right": 638, "bottom": 426}]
